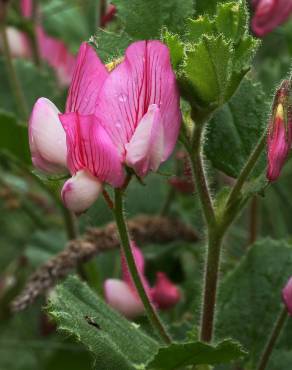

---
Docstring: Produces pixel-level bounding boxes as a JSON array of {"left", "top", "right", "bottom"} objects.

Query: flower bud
[
  {"left": 282, "top": 276, "right": 292, "bottom": 315},
  {"left": 267, "top": 80, "right": 292, "bottom": 182}
]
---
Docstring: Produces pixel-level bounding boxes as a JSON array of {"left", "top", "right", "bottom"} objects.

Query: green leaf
[
  {"left": 92, "top": 29, "right": 132, "bottom": 62},
  {"left": 178, "top": 1, "right": 258, "bottom": 109},
  {"left": 186, "top": 17, "right": 215, "bottom": 41},
  {"left": 0, "top": 110, "right": 30, "bottom": 165},
  {"left": 215, "top": 1, "right": 247, "bottom": 43},
  {"left": 146, "top": 340, "right": 247, "bottom": 369},
  {"left": 114, "top": 0, "right": 194, "bottom": 39},
  {"left": 162, "top": 30, "right": 185, "bottom": 69},
  {"left": 47, "top": 276, "right": 158, "bottom": 370},
  {"left": 216, "top": 238, "right": 292, "bottom": 366},
  {"left": 205, "top": 78, "right": 268, "bottom": 178},
  {"left": 183, "top": 35, "right": 233, "bottom": 107}
]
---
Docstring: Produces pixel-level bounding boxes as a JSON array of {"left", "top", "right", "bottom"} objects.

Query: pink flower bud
[
  {"left": 251, "top": 0, "right": 292, "bottom": 37},
  {"left": 61, "top": 170, "right": 102, "bottom": 214},
  {"left": 267, "top": 80, "right": 292, "bottom": 182},
  {"left": 151, "top": 272, "right": 181, "bottom": 310},
  {"left": 282, "top": 277, "right": 292, "bottom": 314}
]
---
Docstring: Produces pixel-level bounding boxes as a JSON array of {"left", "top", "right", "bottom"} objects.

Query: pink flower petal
[
  {"left": 59, "top": 113, "right": 124, "bottom": 187},
  {"left": 96, "top": 40, "right": 181, "bottom": 159},
  {"left": 29, "top": 98, "right": 67, "bottom": 173},
  {"left": 66, "top": 42, "right": 108, "bottom": 114},
  {"left": 151, "top": 272, "right": 181, "bottom": 310},
  {"left": 61, "top": 170, "right": 102, "bottom": 214},
  {"left": 21, "top": 0, "right": 33, "bottom": 18},
  {"left": 282, "top": 276, "right": 292, "bottom": 315},
  {"left": 104, "top": 279, "right": 145, "bottom": 318},
  {"left": 125, "top": 104, "right": 164, "bottom": 177},
  {"left": 36, "top": 27, "right": 76, "bottom": 87},
  {"left": 252, "top": 0, "right": 292, "bottom": 37}
]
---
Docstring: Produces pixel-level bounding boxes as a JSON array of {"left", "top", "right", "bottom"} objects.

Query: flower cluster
[
  {"left": 104, "top": 243, "right": 180, "bottom": 318},
  {"left": 29, "top": 40, "right": 181, "bottom": 213}
]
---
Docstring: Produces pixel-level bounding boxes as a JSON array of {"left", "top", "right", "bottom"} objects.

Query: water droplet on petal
[{"left": 118, "top": 94, "right": 128, "bottom": 103}]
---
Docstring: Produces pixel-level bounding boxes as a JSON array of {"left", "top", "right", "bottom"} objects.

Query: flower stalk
[
  {"left": 113, "top": 188, "right": 172, "bottom": 344},
  {"left": 0, "top": 19, "right": 28, "bottom": 120},
  {"left": 256, "top": 307, "right": 288, "bottom": 370}
]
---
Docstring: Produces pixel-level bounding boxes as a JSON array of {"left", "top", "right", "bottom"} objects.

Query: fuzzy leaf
[
  {"left": 47, "top": 276, "right": 158, "bottom": 370},
  {"left": 216, "top": 238, "right": 292, "bottom": 366},
  {"left": 205, "top": 78, "right": 268, "bottom": 178},
  {"left": 162, "top": 30, "right": 185, "bottom": 69},
  {"left": 114, "top": 0, "right": 194, "bottom": 39},
  {"left": 146, "top": 340, "right": 247, "bottom": 369},
  {"left": 183, "top": 35, "right": 233, "bottom": 107}
]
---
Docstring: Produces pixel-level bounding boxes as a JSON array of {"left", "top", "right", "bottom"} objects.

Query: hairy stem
[
  {"left": 227, "top": 132, "right": 266, "bottom": 208},
  {"left": 189, "top": 123, "right": 216, "bottom": 229},
  {"left": 256, "top": 307, "right": 288, "bottom": 370},
  {"left": 114, "top": 189, "right": 172, "bottom": 344},
  {"left": 0, "top": 24, "right": 28, "bottom": 120},
  {"left": 200, "top": 231, "right": 223, "bottom": 342}
]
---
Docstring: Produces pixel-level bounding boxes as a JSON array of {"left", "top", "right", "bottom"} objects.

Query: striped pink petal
[
  {"left": 59, "top": 113, "right": 124, "bottom": 187},
  {"left": 96, "top": 40, "right": 181, "bottom": 165},
  {"left": 66, "top": 42, "right": 108, "bottom": 114}
]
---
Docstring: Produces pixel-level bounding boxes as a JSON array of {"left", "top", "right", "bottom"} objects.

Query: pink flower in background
[
  {"left": 104, "top": 243, "right": 180, "bottom": 318},
  {"left": 29, "top": 40, "right": 181, "bottom": 213},
  {"left": 251, "top": 0, "right": 292, "bottom": 37},
  {"left": 267, "top": 80, "right": 292, "bottom": 182},
  {"left": 282, "top": 277, "right": 292, "bottom": 314},
  {"left": 36, "top": 27, "right": 76, "bottom": 87},
  {"left": 101, "top": 4, "right": 117, "bottom": 27},
  {"left": 1, "top": 0, "right": 75, "bottom": 86}
]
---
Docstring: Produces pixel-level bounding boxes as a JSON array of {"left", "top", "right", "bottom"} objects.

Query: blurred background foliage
[{"left": 0, "top": 0, "right": 292, "bottom": 369}]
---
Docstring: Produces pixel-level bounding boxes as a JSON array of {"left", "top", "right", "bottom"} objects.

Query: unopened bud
[{"left": 267, "top": 80, "right": 292, "bottom": 182}]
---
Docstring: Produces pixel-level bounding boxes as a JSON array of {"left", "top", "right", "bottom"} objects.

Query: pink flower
[
  {"left": 151, "top": 272, "right": 181, "bottom": 310},
  {"left": 104, "top": 243, "right": 180, "bottom": 318},
  {"left": 282, "top": 277, "right": 292, "bottom": 314},
  {"left": 36, "top": 27, "right": 76, "bottom": 87},
  {"left": 3, "top": 0, "right": 76, "bottom": 86},
  {"left": 251, "top": 0, "right": 292, "bottom": 37},
  {"left": 101, "top": 4, "right": 117, "bottom": 27},
  {"left": 0, "top": 27, "right": 31, "bottom": 59},
  {"left": 267, "top": 80, "right": 292, "bottom": 182},
  {"left": 29, "top": 40, "right": 181, "bottom": 212}
]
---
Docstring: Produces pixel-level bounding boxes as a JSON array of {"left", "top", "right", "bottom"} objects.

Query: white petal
[
  {"left": 125, "top": 104, "right": 164, "bottom": 177},
  {"left": 29, "top": 98, "right": 67, "bottom": 173},
  {"left": 61, "top": 170, "right": 102, "bottom": 214},
  {"left": 104, "top": 279, "right": 145, "bottom": 318}
]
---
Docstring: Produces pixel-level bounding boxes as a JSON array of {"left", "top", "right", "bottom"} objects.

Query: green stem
[
  {"left": 61, "top": 206, "right": 78, "bottom": 240},
  {"left": 200, "top": 231, "right": 223, "bottom": 342},
  {"left": 189, "top": 123, "right": 216, "bottom": 229},
  {"left": 256, "top": 307, "right": 288, "bottom": 370},
  {"left": 114, "top": 188, "right": 172, "bottom": 344},
  {"left": 226, "top": 132, "right": 266, "bottom": 209},
  {"left": 0, "top": 24, "right": 28, "bottom": 120}
]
